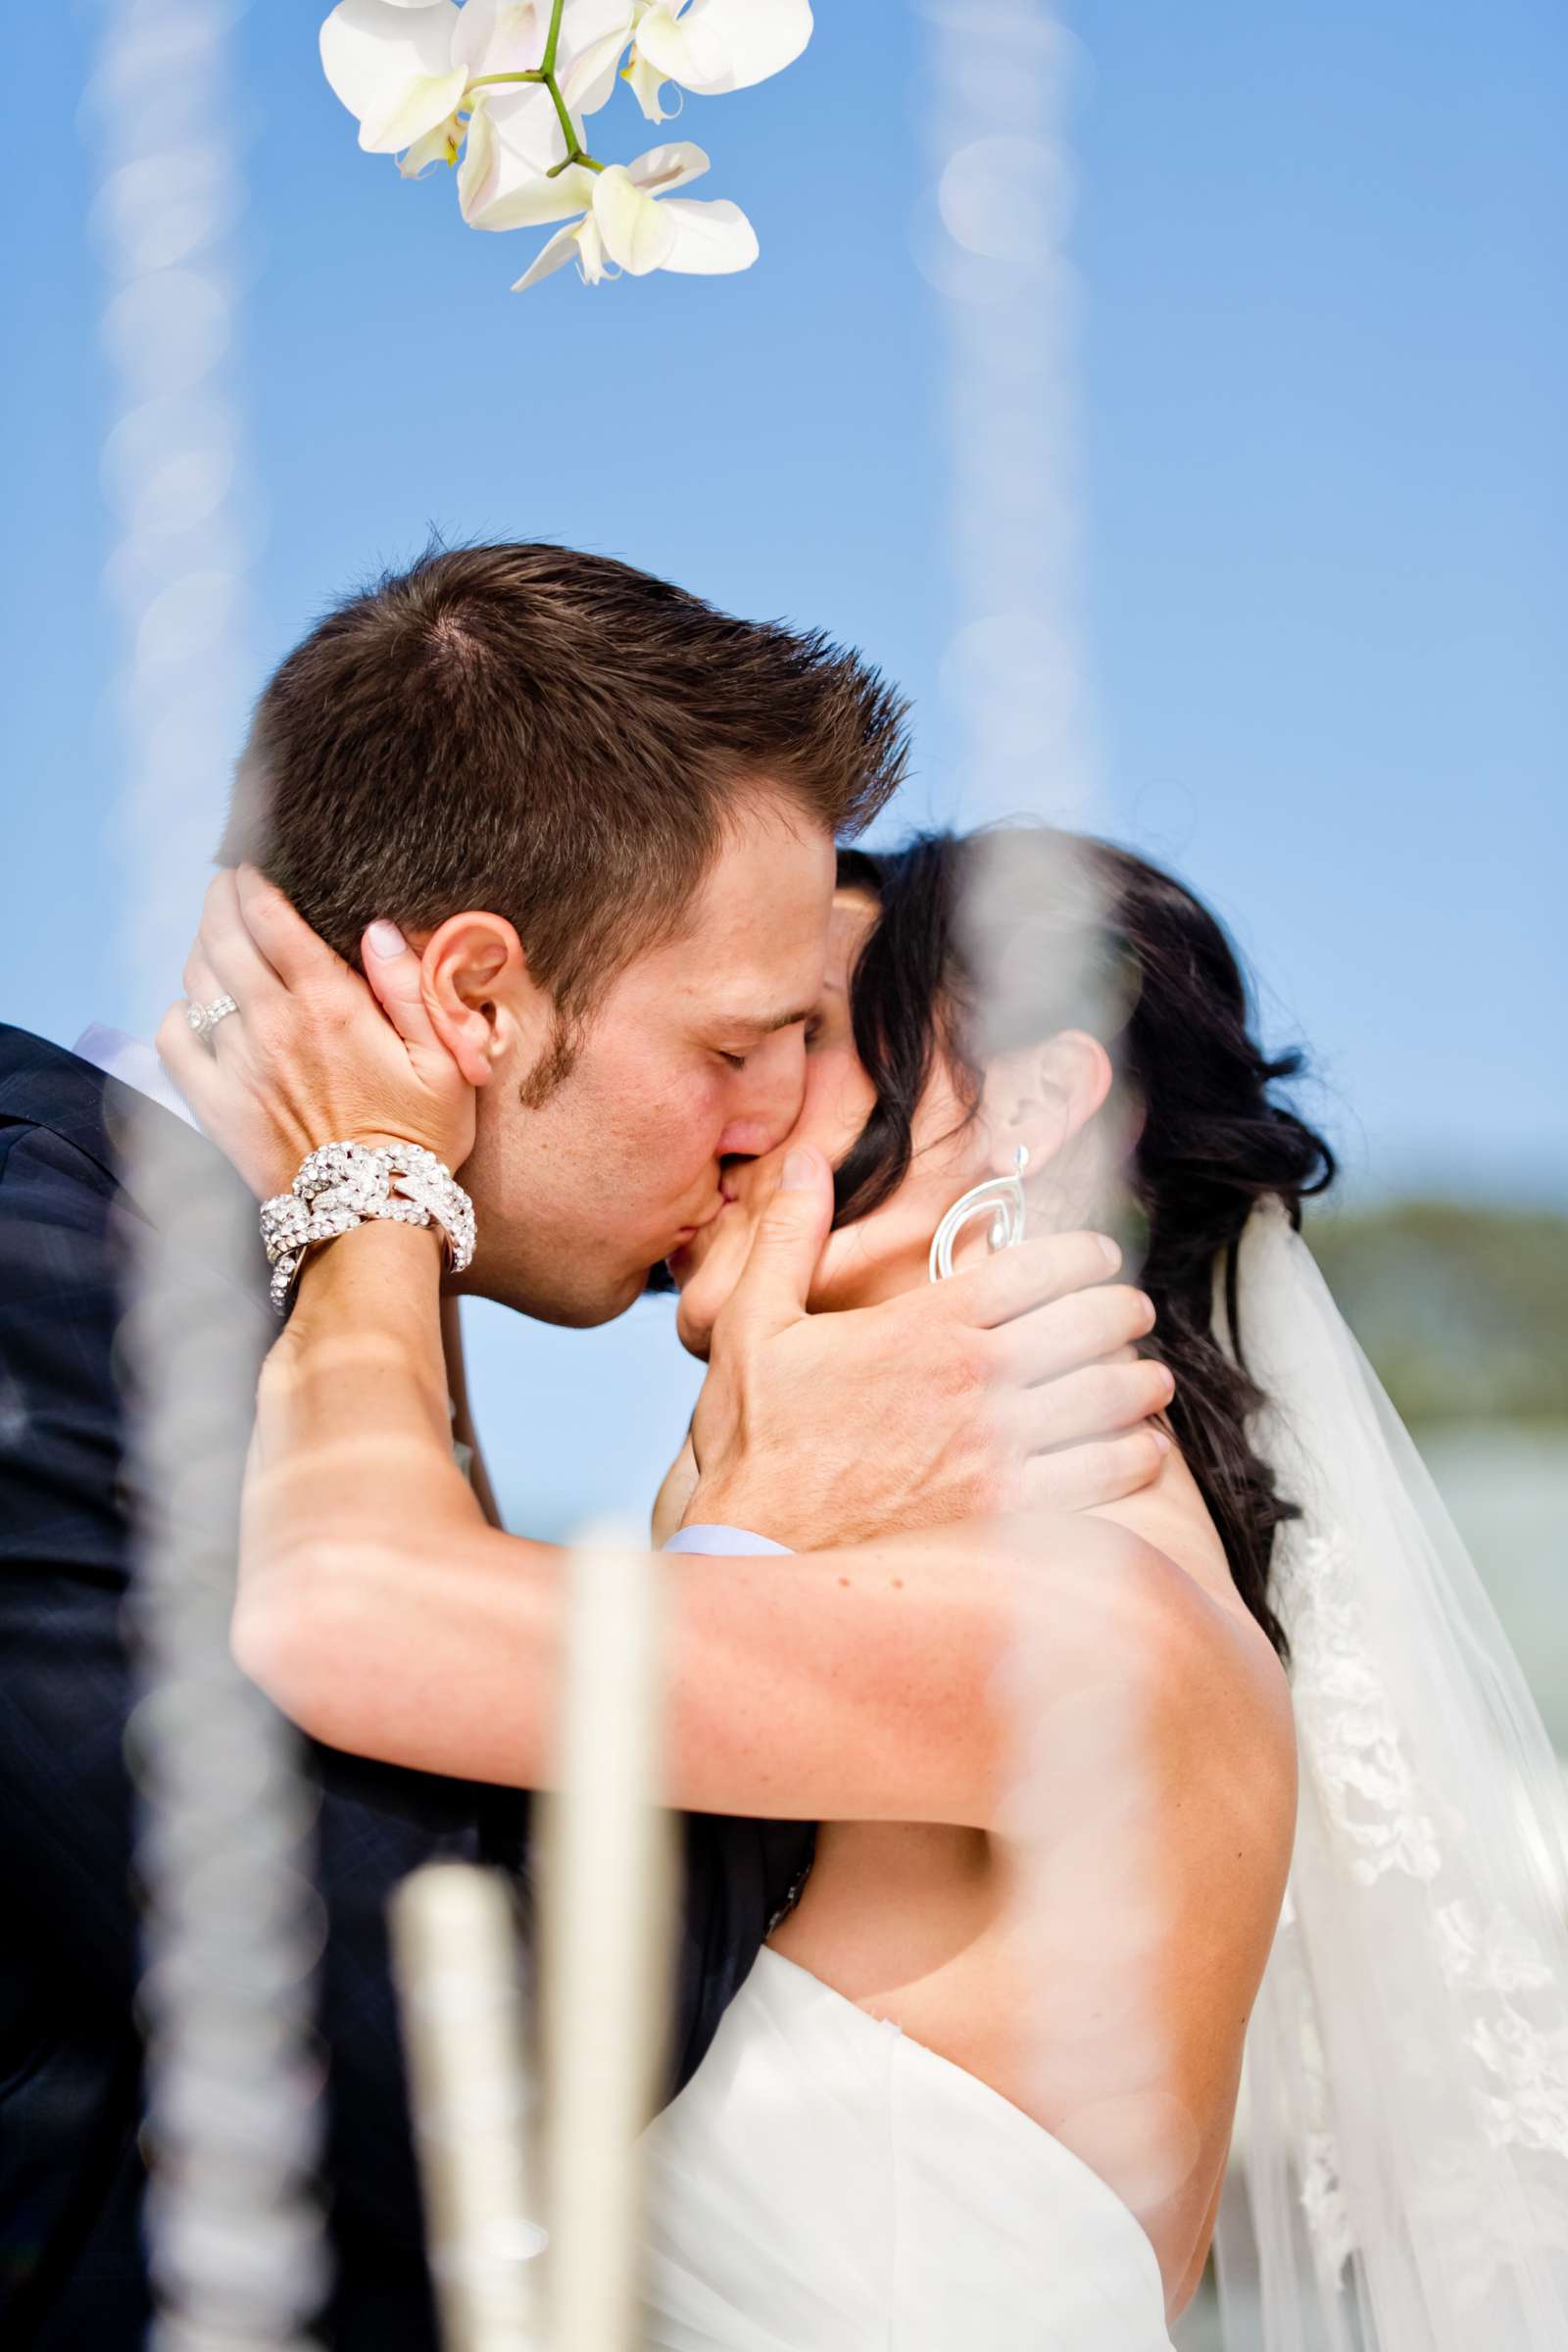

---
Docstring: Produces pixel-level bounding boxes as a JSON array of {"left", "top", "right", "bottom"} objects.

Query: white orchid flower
[
  {"left": 508, "top": 140, "right": 758, "bottom": 288},
  {"left": 320, "top": 0, "right": 466, "bottom": 156},
  {"left": 456, "top": 92, "right": 566, "bottom": 223},
  {"left": 319, "top": 0, "right": 633, "bottom": 182},
  {"left": 622, "top": 0, "right": 811, "bottom": 124},
  {"left": 319, "top": 0, "right": 804, "bottom": 291}
]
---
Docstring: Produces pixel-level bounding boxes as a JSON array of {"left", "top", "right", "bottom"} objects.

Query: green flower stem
[{"left": 465, "top": 0, "right": 606, "bottom": 178}]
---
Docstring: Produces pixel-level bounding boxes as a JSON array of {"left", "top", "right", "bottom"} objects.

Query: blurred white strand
[
  {"left": 390, "top": 1865, "right": 546, "bottom": 2351},
  {"left": 538, "top": 1525, "right": 679, "bottom": 2351},
  {"left": 919, "top": 0, "right": 1196, "bottom": 2285},
  {"left": 90, "top": 3, "right": 328, "bottom": 2343},
  {"left": 86, "top": 0, "right": 263, "bottom": 1028},
  {"left": 918, "top": 0, "right": 1096, "bottom": 826}
]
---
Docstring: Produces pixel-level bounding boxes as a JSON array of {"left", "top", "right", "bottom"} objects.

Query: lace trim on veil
[
  {"left": 1213, "top": 1203, "right": 1568, "bottom": 2345},
  {"left": 1280, "top": 1525, "right": 1568, "bottom": 2289}
]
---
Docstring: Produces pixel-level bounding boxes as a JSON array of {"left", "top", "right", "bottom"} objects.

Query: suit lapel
[{"left": 0, "top": 1024, "right": 272, "bottom": 1311}]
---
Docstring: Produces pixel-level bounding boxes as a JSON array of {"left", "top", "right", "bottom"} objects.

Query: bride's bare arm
[
  {"left": 439, "top": 1294, "right": 503, "bottom": 1528},
  {"left": 234, "top": 1218, "right": 1229, "bottom": 1831}
]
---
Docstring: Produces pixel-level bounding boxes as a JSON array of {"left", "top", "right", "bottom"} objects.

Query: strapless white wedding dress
[{"left": 634, "top": 1945, "right": 1175, "bottom": 2349}]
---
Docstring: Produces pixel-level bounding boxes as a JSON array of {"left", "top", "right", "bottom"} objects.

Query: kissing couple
[{"left": 6, "top": 542, "right": 1567, "bottom": 2350}]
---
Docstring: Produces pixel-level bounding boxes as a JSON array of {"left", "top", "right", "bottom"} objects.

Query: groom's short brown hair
[{"left": 222, "top": 540, "right": 906, "bottom": 1027}]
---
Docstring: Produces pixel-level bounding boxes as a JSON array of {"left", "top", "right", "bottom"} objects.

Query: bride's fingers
[
  {"left": 155, "top": 996, "right": 221, "bottom": 1124},
  {"left": 234, "top": 862, "right": 347, "bottom": 986},
  {"left": 195, "top": 868, "right": 286, "bottom": 1011},
  {"left": 179, "top": 948, "right": 246, "bottom": 1057},
  {"left": 181, "top": 944, "right": 221, "bottom": 1007},
  {"left": 361, "top": 919, "right": 440, "bottom": 1049}
]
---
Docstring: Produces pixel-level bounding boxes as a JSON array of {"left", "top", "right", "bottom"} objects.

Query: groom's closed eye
[{"left": 710, "top": 1004, "right": 819, "bottom": 1068}]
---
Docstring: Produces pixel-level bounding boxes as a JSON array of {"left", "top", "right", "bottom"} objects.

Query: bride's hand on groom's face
[
  {"left": 685, "top": 1149, "right": 1174, "bottom": 1551},
  {"left": 157, "top": 866, "right": 478, "bottom": 1199}
]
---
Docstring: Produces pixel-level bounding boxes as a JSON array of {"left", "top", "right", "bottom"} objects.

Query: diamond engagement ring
[{"left": 185, "top": 993, "right": 238, "bottom": 1046}]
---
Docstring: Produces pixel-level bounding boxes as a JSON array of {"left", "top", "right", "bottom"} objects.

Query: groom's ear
[{"left": 419, "top": 910, "right": 542, "bottom": 1089}]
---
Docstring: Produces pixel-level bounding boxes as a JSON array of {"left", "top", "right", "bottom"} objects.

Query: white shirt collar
[{"left": 73, "top": 1023, "right": 201, "bottom": 1132}]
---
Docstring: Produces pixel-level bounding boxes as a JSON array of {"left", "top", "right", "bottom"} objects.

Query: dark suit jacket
[{"left": 0, "top": 1024, "right": 811, "bottom": 2347}]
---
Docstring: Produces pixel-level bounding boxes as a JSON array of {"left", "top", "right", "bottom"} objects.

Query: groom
[{"left": 0, "top": 543, "right": 1162, "bottom": 2348}]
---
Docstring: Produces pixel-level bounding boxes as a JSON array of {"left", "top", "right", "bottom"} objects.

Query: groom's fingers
[
  {"left": 988, "top": 1283, "right": 1156, "bottom": 1386},
  {"left": 722, "top": 1148, "right": 834, "bottom": 1342},
  {"left": 997, "top": 1356, "right": 1175, "bottom": 1457},
  {"left": 1023, "top": 1428, "right": 1171, "bottom": 1512},
  {"left": 936, "top": 1232, "right": 1127, "bottom": 1332}
]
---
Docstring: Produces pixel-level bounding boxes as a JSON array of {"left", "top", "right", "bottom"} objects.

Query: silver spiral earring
[{"left": 928, "top": 1147, "right": 1030, "bottom": 1284}]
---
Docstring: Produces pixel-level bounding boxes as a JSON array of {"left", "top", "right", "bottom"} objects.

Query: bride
[{"left": 171, "top": 825, "right": 1568, "bottom": 2349}]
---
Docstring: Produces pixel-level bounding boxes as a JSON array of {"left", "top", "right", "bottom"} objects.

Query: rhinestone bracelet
[{"left": 260, "top": 1140, "right": 476, "bottom": 1317}]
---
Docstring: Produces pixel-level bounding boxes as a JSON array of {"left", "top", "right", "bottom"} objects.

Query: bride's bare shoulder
[
  {"left": 1147, "top": 1544, "right": 1297, "bottom": 1827},
  {"left": 1088, "top": 1451, "right": 1295, "bottom": 1778},
  {"left": 984, "top": 1491, "right": 1296, "bottom": 1838},
  {"left": 1038, "top": 1476, "right": 1298, "bottom": 1878}
]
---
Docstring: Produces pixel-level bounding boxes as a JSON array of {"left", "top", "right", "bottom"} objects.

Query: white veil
[{"left": 1210, "top": 1197, "right": 1568, "bottom": 2347}]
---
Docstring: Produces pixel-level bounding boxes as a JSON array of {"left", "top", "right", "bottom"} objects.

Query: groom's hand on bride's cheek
[{"left": 685, "top": 1149, "right": 1175, "bottom": 1553}]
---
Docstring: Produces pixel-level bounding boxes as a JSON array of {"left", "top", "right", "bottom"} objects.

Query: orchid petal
[
  {"left": 564, "top": 1, "right": 643, "bottom": 50},
  {"left": 574, "top": 213, "right": 610, "bottom": 283},
  {"left": 591, "top": 163, "right": 676, "bottom": 274},
  {"left": 478, "top": 80, "right": 570, "bottom": 179},
  {"left": 455, "top": 90, "right": 501, "bottom": 217},
  {"left": 634, "top": 0, "right": 809, "bottom": 95},
  {"left": 363, "top": 66, "right": 471, "bottom": 151},
  {"left": 400, "top": 111, "right": 464, "bottom": 175},
  {"left": 463, "top": 111, "right": 597, "bottom": 229},
  {"left": 621, "top": 48, "right": 679, "bottom": 122},
  {"left": 657, "top": 193, "right": 758, "bottom": 272},
  {"left": 560, "top": 20, "right": 638, "bottom": 116},
  {"left": 512, "top": 219, "right": 585, "bottom": 291},
  {"left": 319, "top": 0, "right": 466, "bottom": 152},
  {"left": 625, "top": 139, "right": 709, "bottom": 195},
  {"left": 452, "top": 0, "right": 548, "bottom": 75}
]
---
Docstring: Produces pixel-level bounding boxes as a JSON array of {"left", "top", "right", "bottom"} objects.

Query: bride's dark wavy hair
[{"left": 831, "top": 828, "right": 1337, "bottom": 1662}]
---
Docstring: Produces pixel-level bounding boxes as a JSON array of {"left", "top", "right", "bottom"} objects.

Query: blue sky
[{"left": 5, "top": 1, "right": 1563, "bottom": 1530}]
